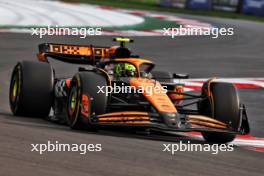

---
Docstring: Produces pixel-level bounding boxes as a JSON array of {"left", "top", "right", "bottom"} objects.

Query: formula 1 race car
[{"left": 9, "top": 37, "right": 250, "bottom": 143}]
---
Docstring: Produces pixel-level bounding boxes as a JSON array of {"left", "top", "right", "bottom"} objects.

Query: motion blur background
[
  {"left": 160, "top": 0, "right": 264, "bottom": 16},
  {"left": 72, "top": 0, "right": 264, "bottom": 18}
]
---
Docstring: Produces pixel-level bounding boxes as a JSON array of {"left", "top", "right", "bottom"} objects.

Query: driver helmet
[{"left": 114, "top": 63, "right": 136, "bottom": 79}]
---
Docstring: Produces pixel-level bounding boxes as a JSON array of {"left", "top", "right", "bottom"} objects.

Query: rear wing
[{"left": 37, "top": 43, "right": 110, "bottom": 65}]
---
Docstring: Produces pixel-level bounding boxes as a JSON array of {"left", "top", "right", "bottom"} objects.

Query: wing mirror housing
[{"left": 173, "top": 73, "right": 189, "bottom": 79}]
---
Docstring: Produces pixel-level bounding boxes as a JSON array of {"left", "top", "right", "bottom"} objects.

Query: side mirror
[
  {"left": 140, "top": 71, "right": 152, "bottom": 79},
  {"left": 173, "top": 73, "right": 189, "bottom": 79}
]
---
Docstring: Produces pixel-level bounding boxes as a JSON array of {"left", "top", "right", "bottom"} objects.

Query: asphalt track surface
[{"left": 0, "top": 15, "right": 264, "bottom": 176}]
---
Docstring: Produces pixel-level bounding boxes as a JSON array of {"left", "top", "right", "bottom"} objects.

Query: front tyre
[
  {"left": 199, "top": 82, "right": 240, "bottom": 143},
  {"left": 67, "top": 72, "right": 108, "bottom": 130}
]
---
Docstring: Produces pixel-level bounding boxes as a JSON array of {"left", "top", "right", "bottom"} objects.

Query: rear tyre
[
  {"left": 199, "top": 82, "right": 240, "bottom": 143},
  {"left": 67, "top": 72, "right": 108, "bottom": 130},
  {"left": 9, "top": 61, "right": 53, "bottom": 117}
]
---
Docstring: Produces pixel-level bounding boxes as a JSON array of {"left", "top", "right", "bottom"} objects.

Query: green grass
[{"left": 65, "top": 0, "right": 264, "bottom": 22}]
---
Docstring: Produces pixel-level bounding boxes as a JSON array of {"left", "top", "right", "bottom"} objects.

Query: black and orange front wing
[{"left": 89, "top": 110, "right": 250, "bottom": 134}]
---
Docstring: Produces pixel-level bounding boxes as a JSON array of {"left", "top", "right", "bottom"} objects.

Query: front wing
[{"left": 89, "top": 110, "right": 249, "bottom": 134}]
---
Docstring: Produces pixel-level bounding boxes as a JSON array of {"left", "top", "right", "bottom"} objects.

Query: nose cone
[{"left": 160, "top": 113, "right": 181, "bottom": 128}]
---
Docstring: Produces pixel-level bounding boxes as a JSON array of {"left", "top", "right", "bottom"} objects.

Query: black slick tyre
[
  {"left": 67, "top": 72, "right": 107, "bottom": 130},
  {"left": 9, "top": 61, "right": 53, "bottom": 117},
  {"left": 199, "top": 82, "right": 240, "bottom": 143}
]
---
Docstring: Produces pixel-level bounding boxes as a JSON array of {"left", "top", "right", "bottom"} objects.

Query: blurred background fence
[{"left": 160, "top": 0, "right": 264, "bottom": 16}]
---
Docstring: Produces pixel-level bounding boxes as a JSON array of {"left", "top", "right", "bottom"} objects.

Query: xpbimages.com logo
[{"left": 31, "top": 141, "right": 102, "bottom": 154}]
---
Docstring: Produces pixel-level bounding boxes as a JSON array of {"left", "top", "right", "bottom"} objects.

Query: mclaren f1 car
[{"left": 9, "top": 37, "right": 250, "bottom": 143}]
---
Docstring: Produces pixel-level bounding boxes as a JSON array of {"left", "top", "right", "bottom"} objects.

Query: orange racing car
[{"left": 9, "top": 38, "right": 250, "bottom": 143}]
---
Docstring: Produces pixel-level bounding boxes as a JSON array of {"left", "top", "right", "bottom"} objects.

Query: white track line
[
  {"left": 172, "top": 78, "right": 264, "bottom": 91},
  {"left": 175, "top": 132, "right": 264, "bottom": 152},
  {"left": 0, "top": 0, "right": 144, "bottom": 27},
  {"left": 0, "top": 0, "right": 214, "bottom": 36}
]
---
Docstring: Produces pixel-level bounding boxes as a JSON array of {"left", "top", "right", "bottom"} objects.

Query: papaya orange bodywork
[
  {"left": 188, "top": 115, "right": 227, "bottom": 126},
  {"left": 188, "top": 120, "right": 227, "bottom": 129},
  {"left": 97, "top": 111, "right": 148, "bottom": 118},
  {"left": 37, "top": 52, "right": 47, "bottom": 62},
  {"left": 81, "top": 95, "right": 89, "bottom": 118},
  {"left": 168, "top": 85, "right": 184, "bottom": 101},
  {"left": 129, "top": 78, "right": 177, "bottom": 113}
]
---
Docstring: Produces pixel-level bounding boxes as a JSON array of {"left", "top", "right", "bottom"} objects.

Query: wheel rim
[
  {"left": 69, "top": 87, "right": 77, "bottom": 113},
  {"left": 68, "top": 81, "right": 82, "bottom": 124},
  {"left": 11, "top": 74, "right": 19, "bottom": 103},
  {"left": 13, "top": 78, "right": 17, "bottom": 97}
]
